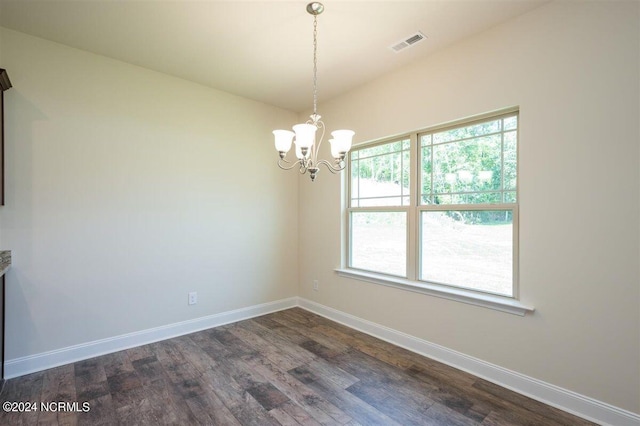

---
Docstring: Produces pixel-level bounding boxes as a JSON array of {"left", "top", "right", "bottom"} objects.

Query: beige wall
[
  {"left": 298, "top": 1, "right": 640, "bottom": 413},
  {"left": 0, "top": 28, "right": 299, "bottom": 359}
]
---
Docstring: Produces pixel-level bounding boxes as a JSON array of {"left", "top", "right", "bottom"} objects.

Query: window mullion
[
  {"left": 407, "top": 133, "right": 419, "bottom": 281},
  {"left": 501, "top": 120, "right": 505, "bottom": 203},
  {"left": 344, "top": 157, "right": 352, "bottom": 269}
]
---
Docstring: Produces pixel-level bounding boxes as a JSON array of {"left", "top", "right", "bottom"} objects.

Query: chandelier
[{"left": 273, "top": 2, "right": 355, "bottom": 182}]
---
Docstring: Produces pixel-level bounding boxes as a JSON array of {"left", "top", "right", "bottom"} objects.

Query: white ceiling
[{"left": 0, "top": 0, "right": 547, "bottom": 112}]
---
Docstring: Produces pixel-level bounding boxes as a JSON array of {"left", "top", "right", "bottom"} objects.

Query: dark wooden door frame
[
  {"left": 0, "top": 69, "right": 12, "bottom": 206},
  {"left": 0, "top": 69, "right": 9, "bottom": 390}
]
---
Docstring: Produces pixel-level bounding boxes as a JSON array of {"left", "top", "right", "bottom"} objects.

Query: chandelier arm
[
  {"left": 277, "top": 158, "right": 304, "bottom": 171},
  {"left": 317, "top": 159, "right": 345, "bottom": 173}
]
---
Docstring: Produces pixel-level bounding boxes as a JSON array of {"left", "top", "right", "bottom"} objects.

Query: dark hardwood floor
[{"left": 0, "top": 308, "right": 595, "bottom": 425}]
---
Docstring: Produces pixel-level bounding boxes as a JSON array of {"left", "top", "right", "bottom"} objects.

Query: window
[{"left": 346, "top": 109, "right": 518, "bottom": 299}]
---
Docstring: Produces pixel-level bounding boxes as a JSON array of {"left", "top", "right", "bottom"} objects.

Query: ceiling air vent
[{"left": 389, "top": 31, "right": 427, "bottom": 53}]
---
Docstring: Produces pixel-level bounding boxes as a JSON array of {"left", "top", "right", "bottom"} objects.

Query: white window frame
[{"left": 337, "top": 108, "right": 534, "bottom": 316}]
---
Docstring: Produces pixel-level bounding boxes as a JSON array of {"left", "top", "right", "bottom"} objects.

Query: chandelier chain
[{"left": 312, "top": 14, "right": 318, "bottom": 116}]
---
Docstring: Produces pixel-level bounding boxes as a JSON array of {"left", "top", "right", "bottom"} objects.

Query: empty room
[{"left": 0, "top": 0, "right": 638, "bottom": 425}]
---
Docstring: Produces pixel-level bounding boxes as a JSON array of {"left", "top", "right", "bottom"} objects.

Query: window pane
[
  {"left": 503, "top": 131, "right": 517, "bottom": 191},
  {"left": 420, "top": 210, "right": 513, "bottom": 296},
  {"left": 351, "top": 212, "right": 406, "bottom": 277},
  {"left": 433, "top": 119, "right": 501, "bottom": 144},
  {"left": 358, "top": 152, "right": 402, "bottom": 201},
  {"left": 357, "top": 141, "right": 401, "bottom": 159},
  {"left": 421, "top": 146, "right": 432, "bottom": 198},
  {"left": 420, "top": 113, "right": 517, "bottom": 206},
  {"left": 351, "top": 159, "right": 359, "bottom": 206},
  {"left": 504, "top": 191, "right": 517, "bottom": 203},
  {"left": 402, "top": 150, "right": 410, "bottom": 198},
  {"left": 351, "top": 139, "right": 410, "bottom": 207},
  {"left": 420, "top": 134, "right": 432, "bottom": 146},
  {"left": 503, "top": 115, "right": 518, "bottom": 131},
  {"left": 432, "top": 134, "right": 502, "bottom": 195}
]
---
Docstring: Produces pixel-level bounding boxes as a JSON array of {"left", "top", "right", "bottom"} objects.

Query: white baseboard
[
  {"left": 4, "top": 297, "right": 298, "bottom": 380},
  {"left": 5, "top": 296, "right": 639, "bottom": 426},
  {"left": 298, "top": 298, "right": 640, "bottom": 426}
]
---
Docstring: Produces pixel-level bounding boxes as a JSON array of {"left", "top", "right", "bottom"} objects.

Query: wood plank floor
[{"left": 0, "top": 308, "right": 595, "bottom": 425}]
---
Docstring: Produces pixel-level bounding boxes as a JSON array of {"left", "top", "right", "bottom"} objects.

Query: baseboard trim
[
  {"left": 4, "top": 297, "right": 298, "bottom": 380},
  {"left": 298, "top": 298, "right": 640, "bottom": 426}
]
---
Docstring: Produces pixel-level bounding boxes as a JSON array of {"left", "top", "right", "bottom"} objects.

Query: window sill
[{"left": 334, "top": 268, "right": 534, "bottom": 316}]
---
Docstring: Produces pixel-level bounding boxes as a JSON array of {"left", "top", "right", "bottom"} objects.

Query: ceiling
[{"left": 0, "top": 0, "right": 546, "bottom": 112}]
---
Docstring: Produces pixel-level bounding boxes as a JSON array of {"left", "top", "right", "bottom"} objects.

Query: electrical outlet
[
  {"left": 188, "top": 291, "right": 197, "bottom": 305},
  {"left": 313, "top": 280, "right": 319, "bottom": 291}
]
